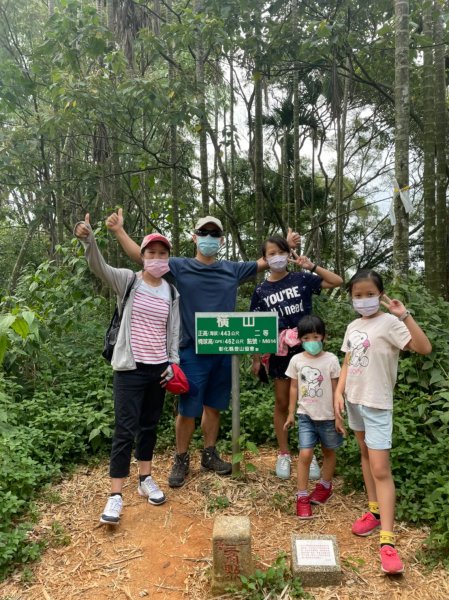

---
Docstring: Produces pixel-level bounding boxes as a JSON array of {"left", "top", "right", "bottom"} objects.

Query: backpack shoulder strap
[{"left": 120, "top": 273, "right": 137, "bottom": 315}]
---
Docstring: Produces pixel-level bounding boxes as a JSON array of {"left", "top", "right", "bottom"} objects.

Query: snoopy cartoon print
[
  {"left": 300, "top": 365, "right": 324, "bottom": 398},
  {"left": 347, "top": 330, "right": 370, "bottom": 367}
]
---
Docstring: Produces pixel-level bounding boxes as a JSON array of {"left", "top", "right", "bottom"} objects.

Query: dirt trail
[{"left": 1, "top": 450, "right": 448, "bottom": 600}]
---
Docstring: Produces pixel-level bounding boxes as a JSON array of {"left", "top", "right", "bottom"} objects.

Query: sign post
[{"left": 195, "top": 312, "right": 278, "bottom": 474}]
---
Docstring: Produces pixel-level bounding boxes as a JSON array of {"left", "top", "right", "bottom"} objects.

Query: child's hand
[
  {"left": 289, "top": 250, "right": 314, "bottom": 271},
  {"left": 334, "top": 391, "right": 345, "bottom": 420},
  {"left": 335, "top": 417, "right": 346, "bottom": 436},
  {"left": 283, "top": 414, "right": 295, "bottom": 430},
  {"left": 381, "top": 294, "right": 407, "bottom": 318},
  {"left": 251, "top": 357, "right": 261, "bottom": 376}
]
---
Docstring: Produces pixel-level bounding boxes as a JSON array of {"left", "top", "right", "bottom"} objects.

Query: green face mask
[{"left": 302, "top": 341, "right": 323, "bottom": 355}]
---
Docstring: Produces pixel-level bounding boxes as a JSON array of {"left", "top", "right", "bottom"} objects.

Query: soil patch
[{"left": 1, "top": 450, "right": 447, "bottom": 600}]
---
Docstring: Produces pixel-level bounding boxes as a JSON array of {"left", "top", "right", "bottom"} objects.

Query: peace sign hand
[
  {"left": 380, "top": 294, "right": 406, "bottom": 318},
  {"left": 289, "top": 250, "right": 314, "bottom": 271}
]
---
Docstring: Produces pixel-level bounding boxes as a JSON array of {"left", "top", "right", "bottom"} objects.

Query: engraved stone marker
[
  {"left": 291, "top": 534, "right": 342, "bottom": 587},
  {"left": 212, "top": 516, "right": 252, "bottom": 594}
]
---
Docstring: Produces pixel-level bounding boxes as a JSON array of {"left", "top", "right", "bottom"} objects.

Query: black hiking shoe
[
  {"left": 201, "top": 446, "right": 232, "bottom": 475},
  {"left": 168, "top": 452, "right": 190, "bottom": 488}
]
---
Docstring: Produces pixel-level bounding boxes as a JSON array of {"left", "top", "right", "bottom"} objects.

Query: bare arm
[
  {"left": 334, "top": 354, "right": 349, "bottom": 420},
  {"left": 332, "top": 377, "right": 346, "bottom": 434},
  {"left": 289, "top": 251, "right": 343, "bottom": 288},
  {"left": 381, "top": 295, "right": 432, "bottom": 355},
  {"left": 106, "top": 208, "right": 143, "bottom": 265},
  {"left": 284, "top": 377, "right": 298, "bottom": 430}
]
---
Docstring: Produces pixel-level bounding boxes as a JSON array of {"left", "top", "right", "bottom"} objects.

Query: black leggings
[{"left": 109, "top": 362, "right": 168, "bottom": 478}]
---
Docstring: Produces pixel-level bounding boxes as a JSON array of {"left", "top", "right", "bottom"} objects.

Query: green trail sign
[{"left": 195, "top": 312, "right": 278, "bottom": 355}]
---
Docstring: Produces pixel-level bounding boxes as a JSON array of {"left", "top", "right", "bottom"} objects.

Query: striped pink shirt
[{"left": 130, "top": 280, "right": 170, "bottom": 364}]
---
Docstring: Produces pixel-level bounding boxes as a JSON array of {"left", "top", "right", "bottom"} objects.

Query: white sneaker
[
  {"left": 138, "top": 476, "right": 166, "bottom": 505},
  {"left": 275, "top": 454, "right": 291, "bottom": 479},
  {"left": 309, "top": 455, "right": 321, "bottom": 480},
  {"left": 100, "top": 494, "right": 123, "bottom": 525}
]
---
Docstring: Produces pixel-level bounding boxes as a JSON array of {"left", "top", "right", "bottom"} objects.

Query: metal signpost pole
[
  {"left": 195, "top": 312, "right": 278, "bottom": 476},
  {"left": 231, "top": 354, "right": 240, "bottom": 475}
]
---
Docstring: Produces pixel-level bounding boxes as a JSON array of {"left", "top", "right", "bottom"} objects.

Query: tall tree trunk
[
  {"left": 254, "top": 65, "right": 264, "bottom": 249},
  {"left": 393, "top": 0, "right": 410, "bottom": 278},
  {"left": 195, "top": 0, "right": 209, "bottom": 214},
  {"left": 433, "top": 1, "right": 448, "bottom": 297},
  {"left": 334, "top": 60, "right": 350, "bottom": 277},
  {"left": 292, "top": 0, "right": 300, "bottom": 241},
  {"left": 422, "top": 0, "right": 436, "bottom": 293},
  {"left": 167, "top": 0, "right": 180, "bottom": 254},
  {"left": 281, "top": 132, "right": 288, "bottom": 225},
  {"left": 8, "top": 218, "right": 40, "bottom": 294},
  {"left": 293, "top": 69, "right": 300, "bottom": 242},
  {"left": 229, "top": 55, "right": 237, "bottom": 260}
]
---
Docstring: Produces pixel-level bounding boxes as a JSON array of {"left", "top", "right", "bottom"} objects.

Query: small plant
[
  {"left": 207, "top": 495, "right": 230, "bottom": 513},
  {"left": 49, "top": 521, "right": 71, "bottom": 547},
  {"left": 270, "top": 491, "right": 292, "bottom": 513},
  {"left": 227, "top": 552, "right": 313, "bottom": 599},
  {"left": 342, "top": 555, "right": 365, "bottom": 573},
  {"left": 231, "top": 434, "right": 259, "bottom": 477}
]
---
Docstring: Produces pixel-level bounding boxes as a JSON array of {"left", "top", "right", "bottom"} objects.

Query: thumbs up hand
[
  {"left": 106, "top": 207, "right": 124, "bottom": 232},
  {"left": 286, "top": 227, "right": 300, "bottom": 249},
  {"left": 74, "top": 213, "right": 91, "bottom": 239}
]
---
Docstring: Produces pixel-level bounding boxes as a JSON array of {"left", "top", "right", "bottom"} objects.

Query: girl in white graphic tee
[{"left": 334, "top": 270, "right": 431, "bottom": 575}]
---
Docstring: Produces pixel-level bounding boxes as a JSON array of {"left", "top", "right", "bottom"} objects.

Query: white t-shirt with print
[
  {"left": 341, "top": 312, "right": 411, "bottom": 410},
  {"left": 285, "top": 351, "right": 341, "bottom": 420}
]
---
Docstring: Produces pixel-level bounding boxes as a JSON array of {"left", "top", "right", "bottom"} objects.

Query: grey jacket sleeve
[
  {"left": 74, "top": 222, "right": 133, "bottom": 297},
  {"left": 167, "top": 289, "right": 181, "bottom": 365}
]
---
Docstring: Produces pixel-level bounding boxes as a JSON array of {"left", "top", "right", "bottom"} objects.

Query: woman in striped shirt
[{"left": 75, "top": 215, "right": 180, "bottom": 526}]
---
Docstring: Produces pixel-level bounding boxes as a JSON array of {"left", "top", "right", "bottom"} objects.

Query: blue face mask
[
  {"left": 197, "top": 235, "right": 221, "bottom": 257},
  {"left": 302, "top": 341, "right": 323, "bottom": 356}
]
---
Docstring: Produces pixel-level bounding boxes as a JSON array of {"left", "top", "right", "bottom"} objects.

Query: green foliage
[{"left": 228, "top": 552, "right": 312, "bottom": 599}]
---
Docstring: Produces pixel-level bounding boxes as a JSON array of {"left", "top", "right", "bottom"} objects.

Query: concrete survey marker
[
  {"left": 291, "top": 534, "right": 342, "bottom": 587},
  {"left": 211, "top": 515, "right": 252, "bottom": 594}
]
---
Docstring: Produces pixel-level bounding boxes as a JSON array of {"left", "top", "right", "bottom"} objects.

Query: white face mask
[
  {"left": 267, "top": 255, "right": 289, "bottom": 272},
  {"left": 352, "top": 296, "right": 380, "bottom": 317}
]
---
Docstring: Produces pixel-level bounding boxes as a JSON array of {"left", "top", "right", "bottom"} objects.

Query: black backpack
[{"left": 102, "top": 273, "right": 137, "bottom": 362}]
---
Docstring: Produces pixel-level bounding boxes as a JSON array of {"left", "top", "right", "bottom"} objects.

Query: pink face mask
[{"left": 143, "top": 258, "right": 170, "bottom": 278}]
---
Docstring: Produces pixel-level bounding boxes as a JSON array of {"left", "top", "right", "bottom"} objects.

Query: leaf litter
[{"left": 0, "top": 449, "right": 448, "bottom": 600}]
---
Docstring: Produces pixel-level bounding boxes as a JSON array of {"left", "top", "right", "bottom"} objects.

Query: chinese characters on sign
[
  {"left": 295, "top": 539, "right": 337, "bottom": 567},
  {"left": 216, "top": 541, "right": 244, "bottom": 576},
  {"left": 195, "top": 312, "right": 278, "bottom": 354}
]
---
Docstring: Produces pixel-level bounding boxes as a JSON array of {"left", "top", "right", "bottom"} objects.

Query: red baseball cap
[
  {"left": 165, "top": 364, "right": 190, "bottom": 394},
  {"left": 140, "top": 233, "right": 171, "bottom": 252}
]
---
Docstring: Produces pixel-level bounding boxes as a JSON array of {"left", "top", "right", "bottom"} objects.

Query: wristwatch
[
  {"left": 398, "top": 310, "right": 410, "bottom": 321},
  {"left": 310, "top": 264, "right": 318, "bottom": 273}
]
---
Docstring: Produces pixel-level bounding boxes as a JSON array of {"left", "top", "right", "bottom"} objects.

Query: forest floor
[{"left": 1, "top": 449, "right": 448, "bottom": 600}]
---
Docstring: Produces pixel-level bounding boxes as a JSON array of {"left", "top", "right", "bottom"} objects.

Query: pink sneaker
[
  {"left": 310, "top": 483, "right": 333, "bottom": 505},
  {"left": 296, "top": 495, "right": 314, "bottom": 519},
  {"left": 352, "top": 512, "right": 381, "bottom": 536},
  {"left": 380, "top": 546, "right": 404, "bottom": 574}
]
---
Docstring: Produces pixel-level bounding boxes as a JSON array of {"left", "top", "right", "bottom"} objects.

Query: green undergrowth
[{"left": 1, "top": 250, "right": 448, "bottom": 578}]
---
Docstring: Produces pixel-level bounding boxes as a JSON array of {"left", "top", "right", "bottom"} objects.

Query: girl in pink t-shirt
[{"left": 335, "top": 269, "right": 431, "bottom": 575}]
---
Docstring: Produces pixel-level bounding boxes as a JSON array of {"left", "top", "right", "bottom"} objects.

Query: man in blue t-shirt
[{"left": 106, "top": 209, "right": 298, "bottom": 487}]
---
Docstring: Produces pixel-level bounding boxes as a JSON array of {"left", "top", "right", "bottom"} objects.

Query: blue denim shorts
[
  {"left": 178, "top": 344, "right": 231, "bottom": 418},
  {"left": 297, "top": 413, "right": 344, "bottom": 450},
  {"left": 346, "top": 402, "right": 392, "bottom": 450}
]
